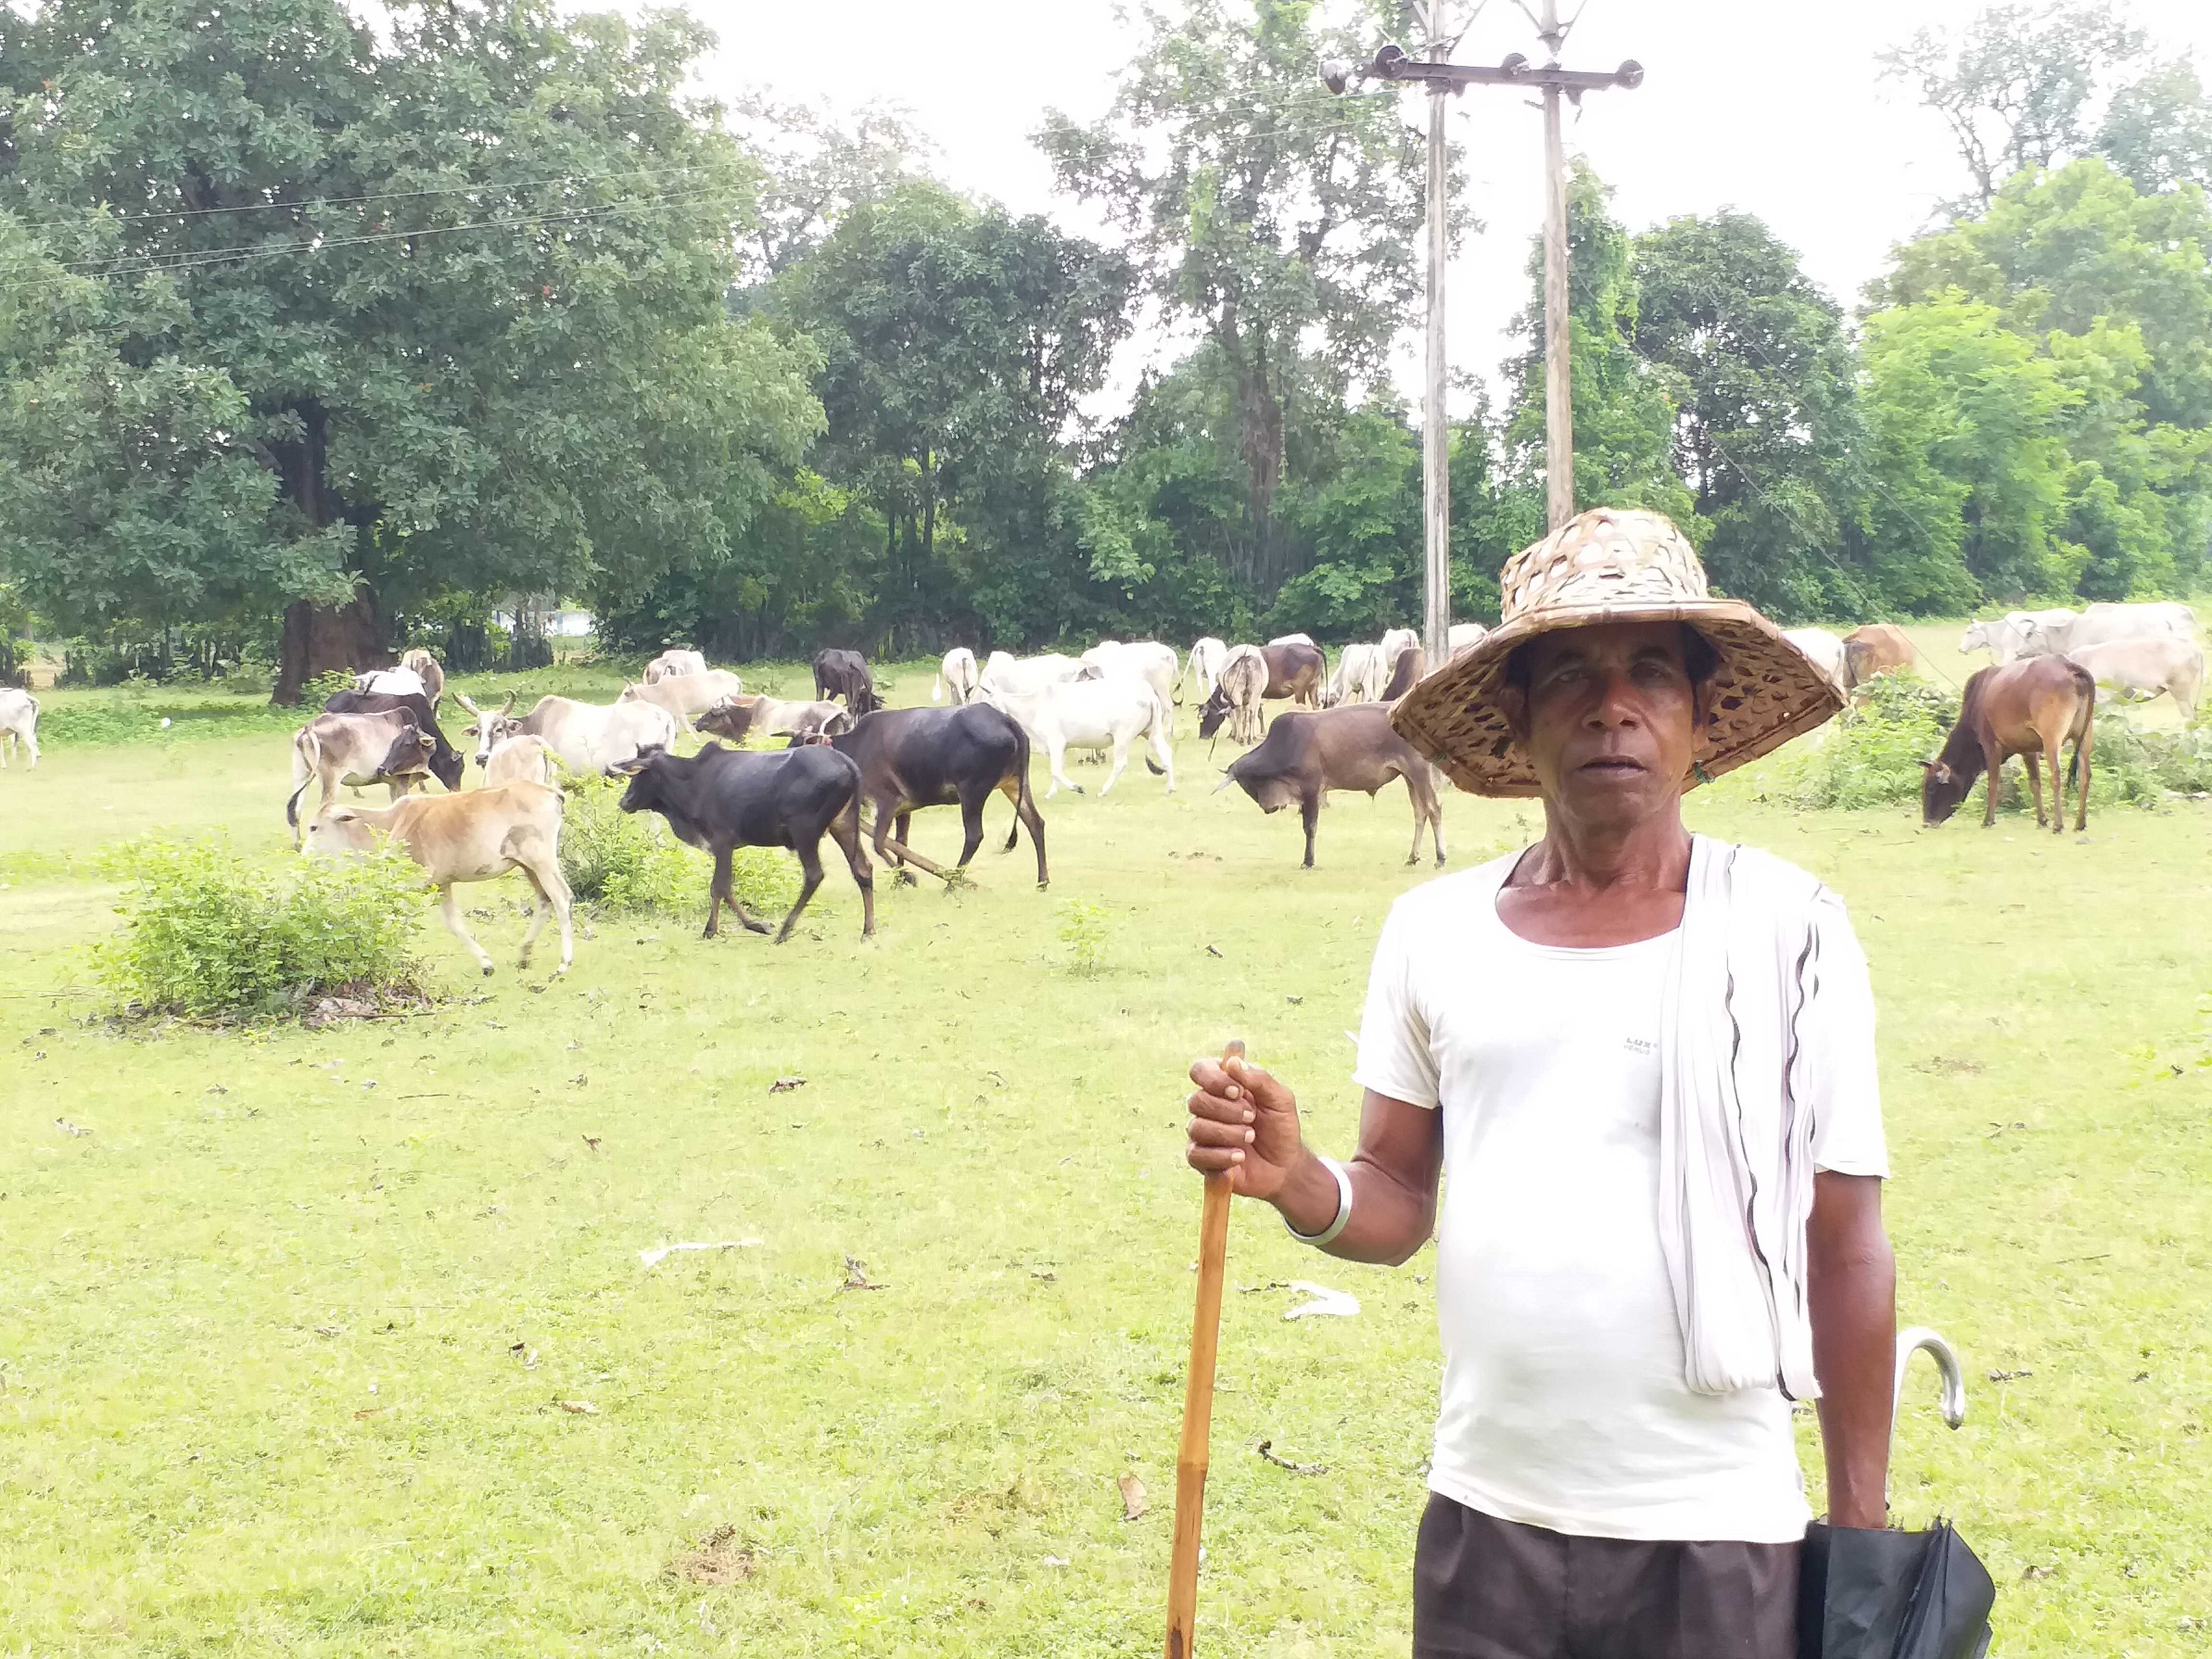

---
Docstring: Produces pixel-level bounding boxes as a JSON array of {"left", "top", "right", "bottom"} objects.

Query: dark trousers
[{"left": 1413, "top": 1492, "right": 1801, "bottom": 1659}]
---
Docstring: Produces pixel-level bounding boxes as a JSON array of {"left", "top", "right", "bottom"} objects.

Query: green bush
[
  {"left": 556, "top": 770, "right": 799, "bottom": 917},
  {"left": 1056, "top": 899, "right": 1111, "bottom": 976},
  {"left": 94, "top": 837, "right": 426, "bottom": 1020},
  {"left": 2084, "top": 712, "right": 2212, "bottom": 807},
  {"left": 1776, "top": 674, "right": 1961, "bottom": 810}
]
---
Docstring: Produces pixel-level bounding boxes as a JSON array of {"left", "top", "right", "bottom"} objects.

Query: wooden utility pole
[
  {"left": 1538, "top": 0, "right": 1575, "bottom": 531},
  {"left": 1323, "top": 23, "right": 1641, "bottom": 556},
  {"left": 1420, "top": 0, "right": 1453, "bottom": 668}
]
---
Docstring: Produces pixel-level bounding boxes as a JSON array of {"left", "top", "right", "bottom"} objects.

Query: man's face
[{"left": 1503, "top": 621, "right": 1704, "bottom": 820}]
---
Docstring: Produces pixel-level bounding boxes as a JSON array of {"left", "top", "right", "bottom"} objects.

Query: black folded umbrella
[
  {"left": 1797, "top": 1519, "right": 1995, "bottom": 1659},
  {"left": 1799, "top": 1330, "right": 1994, "bottom": 1658}
]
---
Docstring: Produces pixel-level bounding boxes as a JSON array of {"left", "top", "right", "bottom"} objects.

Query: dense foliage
[
  {"left": 3, "top": 0, "right": 2211, "bottom": 680},
  {"left": 94, "top": 836, "right": 425, "bottom": 1018}
]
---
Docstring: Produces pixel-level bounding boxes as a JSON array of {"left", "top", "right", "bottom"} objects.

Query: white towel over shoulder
[{"left": 1660, "top": 838, "right": 1857, "bottom": 1399}]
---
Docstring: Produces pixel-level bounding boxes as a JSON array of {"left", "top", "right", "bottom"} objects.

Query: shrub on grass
[
  {"left": 94, "top": 837, "right": 426, "bottom": 1020},
  {"left": 1056, "top": 899, "right": 1110, "bottom": 976},
  {"left": 1777, "top": 675, "right": 1961, "bottom": 810},
  {"left": 2084, "top": 711, "right": 2212, "bottom": 807},
  {"left": 556, "top": 771, "right": 798, "bottom": 917}
]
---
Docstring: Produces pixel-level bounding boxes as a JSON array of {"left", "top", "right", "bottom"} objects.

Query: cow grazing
[
  {"left": 643, "top": 648, "right": 709, "bottom": 684},
  {"left": 1960, "top": 609, "right": 2076, "bottom": 665},
  {"left": 304, "top": 782, "right": 573, "bottom": 974},
  {"left": 981, "top": 676, "right": 1174, "bottom": 797},
  {"left": 1182, "top": 637, "right": 1229, "bottom": 702},
  {"left": 1843, "top": 624, "right": 1914, "bottom": 688},
  {"left": 2025, "top": 601, "right": 2197, "bottom": 657},
  {"left": 455, "top": 691, "right": 679, "bottom": 774},
  {"left": 814, "top": 648, "right": 880, "bottom": 716},
  {"left": 1923, "top": 656, "right": 2096, "bottom": 834},
  {"left": 1197, "top": 645, "right": 1270, "bottom": 744},
  {"left": 0, "top": 688, "right": 38, "bottom": 768},
  {"left": 399, "top": 648, "right": 445, "bottom": 709},
  {"left": 934, "top": 647, "right": 981, "bottom": 705},
  {"left": 1784, "top": 628, "right": 1851, "bottom": 693},
  {"left": 617, "top": 743, "right": 874, "bottom": 940},
  {"left": 321, "top": 688, "right": 466, "bottom": 792},
  {"left": 482, "top": 734, "right": 555, "bottom": 788},
  {"left": 1217, "top": 704, "right": 1447, "bottom": 869},
  {"left": 286, "top": 709, "right": 437, "bottom": 844},
  {"left": 355, "top": 665, "right": 428, "bottom": 700},
  {"left": 618, "top": 669, "right": 747, "bottom": 731},
  {"left": 1326, "top": 642, "right": 1387, "bottom": 708},
  {"left": 1380, "top": 645, "right": 1425, "bottom": 701},
  {"left": 2069, "top": 635, "right": 2204, "bottom": 718},
  {"left": 1262, "top": 640, "right": 1327, "bottom": 708},
  {"left": 816, "top": 704, "right": 1048, "bottom": 888},
  {"left": 695, "top": 695, "right": 855, "bottom": 745}
]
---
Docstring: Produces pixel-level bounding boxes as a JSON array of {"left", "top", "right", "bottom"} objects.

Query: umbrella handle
[{"left": 1892, "top": 1326, "right": 1967, "bottom": 1431}]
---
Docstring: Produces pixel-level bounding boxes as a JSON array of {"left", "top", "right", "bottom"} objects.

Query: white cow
[
  {"left": 1081, "top": 640, "right": 1179, "bottom": 710},
  {"left": 978, "top": 650, "right": 1096, "bottom": 697},
  {"left": 2028, "top": 601, "right": 2197, "bottom": 656},
  {"left": 1268, "top": 632, "right": 1317, "bottom": 648},
  {"left": 481, "top": 733, "right": 555, "bottom": 788},
  {"left": 694, "top": 695, "right": 855, "bottom": 744},
  {"left": 2069, "top": 635, "right": 2205, "bottom": 718},
  {"left": 0, "top": 688, "right": 38, "bottom": 768},
  {"left": 982, "top": 676, "right": 1175, "bottom": 797},
  {"left": 355, "top": 665, "right": 428, "bottom": 699},
  {"left": 1783, "top": 627, "right": 1851, "bottom": 693},
  {"left": 1182, "top": 637, "right": 1229, "bottom": 702},
  {"left": 643, "top": 648, "right": 709, "bottom": 684},
  {"left": 934, "top": 647, "right": 981, "bottom": 705},
  {"left": 1447, "top": 621, "right": 1490, "bottom": 658},
  {"left": 617, "top": 669, "right": 746, "bottom": 731},
  {"left": 1378, "top": 626, "right": 1419, "bottom": 668},
  {"left": 456, "top": 692, "right": 677, "bottom": 775},
  {"left": 1961, "top": 609, "right": 2076, "bottom": 665},
  {"left": 398, "top": 648, "right": 445, "bottom": 709},
  {"left": 303, "top": 782, "right": 573, "bottom": 976},
  {"left": 1326, "top": 642, "right": 1387, "bottom": 707}
]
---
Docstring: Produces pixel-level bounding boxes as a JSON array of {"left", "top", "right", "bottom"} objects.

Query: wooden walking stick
[{"left": 1164, "top": 1038, "right": 1241, "bottom": 1659}]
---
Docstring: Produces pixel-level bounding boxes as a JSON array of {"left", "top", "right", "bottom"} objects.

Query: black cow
[
  {"left": 1217, "top": 704, "right": 1446, "bottom": 869},
  {"left": 322, "top": 688, "right": 466, "bottom": 791},
  {"left": 810, "top": 704, "right": 1048, "bottom": 889},
  {"left": 813, "top": 648, "right": 880, "bottom": 717},
  {"left": 614, "top": 742, "right": 874, "bottom": 942}
]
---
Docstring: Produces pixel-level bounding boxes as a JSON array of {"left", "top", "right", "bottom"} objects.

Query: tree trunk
[{"left": 276, "top": 586, "right": 389, "bottom": 704}]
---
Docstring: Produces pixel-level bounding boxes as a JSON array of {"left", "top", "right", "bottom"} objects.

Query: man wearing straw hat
[{"left": 1186, "top": 508, "right": 1897, "bottom": 1657}]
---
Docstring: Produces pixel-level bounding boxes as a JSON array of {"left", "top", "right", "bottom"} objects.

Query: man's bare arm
[
  {"left": 1186, "top": 1054, "right": 1442, "bottom": 1265},
  {"left": 1808, "top": 1170, "right": 1895, "bottom": 1530}
]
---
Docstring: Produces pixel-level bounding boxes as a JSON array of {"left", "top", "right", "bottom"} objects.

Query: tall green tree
[
  {"left": 1878, "top": 3, "right": 2147, "bottom": 212},
  {"left": 1630, "top": 212, "right": 1867, "bottom": 617},
  {"left": 0, "top": 0, "right": 819, "bottom": 698},
  {"left": 1040, "top": 0, "right": 1430, "bottom": 598},
  {"left": 1503, "top": 163, "right": 1695, "bottom": 534},
  {"left": 2097, "top": 58, "right": 2212, "bottom": 196}
]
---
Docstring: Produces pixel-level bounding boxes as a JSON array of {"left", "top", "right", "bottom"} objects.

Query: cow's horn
[
  {"left": 1212, "top": 773, "right": 1238, "bottom": 793},
  {"left": 454, "top": 689, "right": 482, "bottom": 717},
  {"left": 499, "top": 692, "right": 516, "bottom": 714}
]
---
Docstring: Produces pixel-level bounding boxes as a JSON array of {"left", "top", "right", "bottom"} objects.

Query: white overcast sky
[{"left": 696, "top": 0, "right": 2212, "bottom": 409}]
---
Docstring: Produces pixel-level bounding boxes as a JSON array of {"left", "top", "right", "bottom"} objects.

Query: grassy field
[{"left": 3, "top": 649, "right": 2210, "bottom": 1656}]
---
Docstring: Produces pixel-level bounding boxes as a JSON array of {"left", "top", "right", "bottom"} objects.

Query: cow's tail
[
  {"left": 1008, "top": 719, "right": 1040, "bottom": 851},
  {"left": 286, "top": 729, "right": 319, "bottom": 830},
  {"left": 1144, "top": 685, "right": 1169, "bottom": 775}
]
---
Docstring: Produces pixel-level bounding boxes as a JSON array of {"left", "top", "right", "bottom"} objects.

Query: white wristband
[{"left": 1284, "top": 1155, "right": 1353, "bottom": 1247}]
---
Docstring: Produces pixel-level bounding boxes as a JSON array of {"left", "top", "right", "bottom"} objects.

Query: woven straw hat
[{"left": 1390, "top": 507, "right": 1842, "bottom": 797}]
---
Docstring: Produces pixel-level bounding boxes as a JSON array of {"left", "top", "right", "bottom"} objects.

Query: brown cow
[
  {"left": 1261, "top": 640, "right": 1326, "bottom": 707},
  {"left": 1843, "top": 624, "right": 1914, "bottom": 689},
  {"left": 1922, "top": 656, "right": 2095, "bottom": 834},
  {"left": 1216, "top": 704, "right": 1447, "bottom": 868},
  {"left": 1380, "top": 645, "right": 1425, "bottom": 700}
]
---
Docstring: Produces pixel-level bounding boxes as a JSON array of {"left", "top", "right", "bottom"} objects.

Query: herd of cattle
[{"left": 1, "top": 600, "right": 2202, "bottom": 971}]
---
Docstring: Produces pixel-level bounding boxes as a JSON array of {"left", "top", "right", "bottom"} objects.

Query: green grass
[{"left": 2, "top": 656, "right": 2209, "bottom": 1655}]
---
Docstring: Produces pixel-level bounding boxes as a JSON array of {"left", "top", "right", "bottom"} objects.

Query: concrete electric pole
[{"left": 1324, "top": 17, "right": 1642, "bottom": 640}]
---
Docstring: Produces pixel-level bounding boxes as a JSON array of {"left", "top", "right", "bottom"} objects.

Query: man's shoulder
[
  {"left": 1383, "top": 850, "right": 1525, "bottom": 932},
  {"left": 1701, "top": 839, "right": 1854, "bottom": 929}
]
